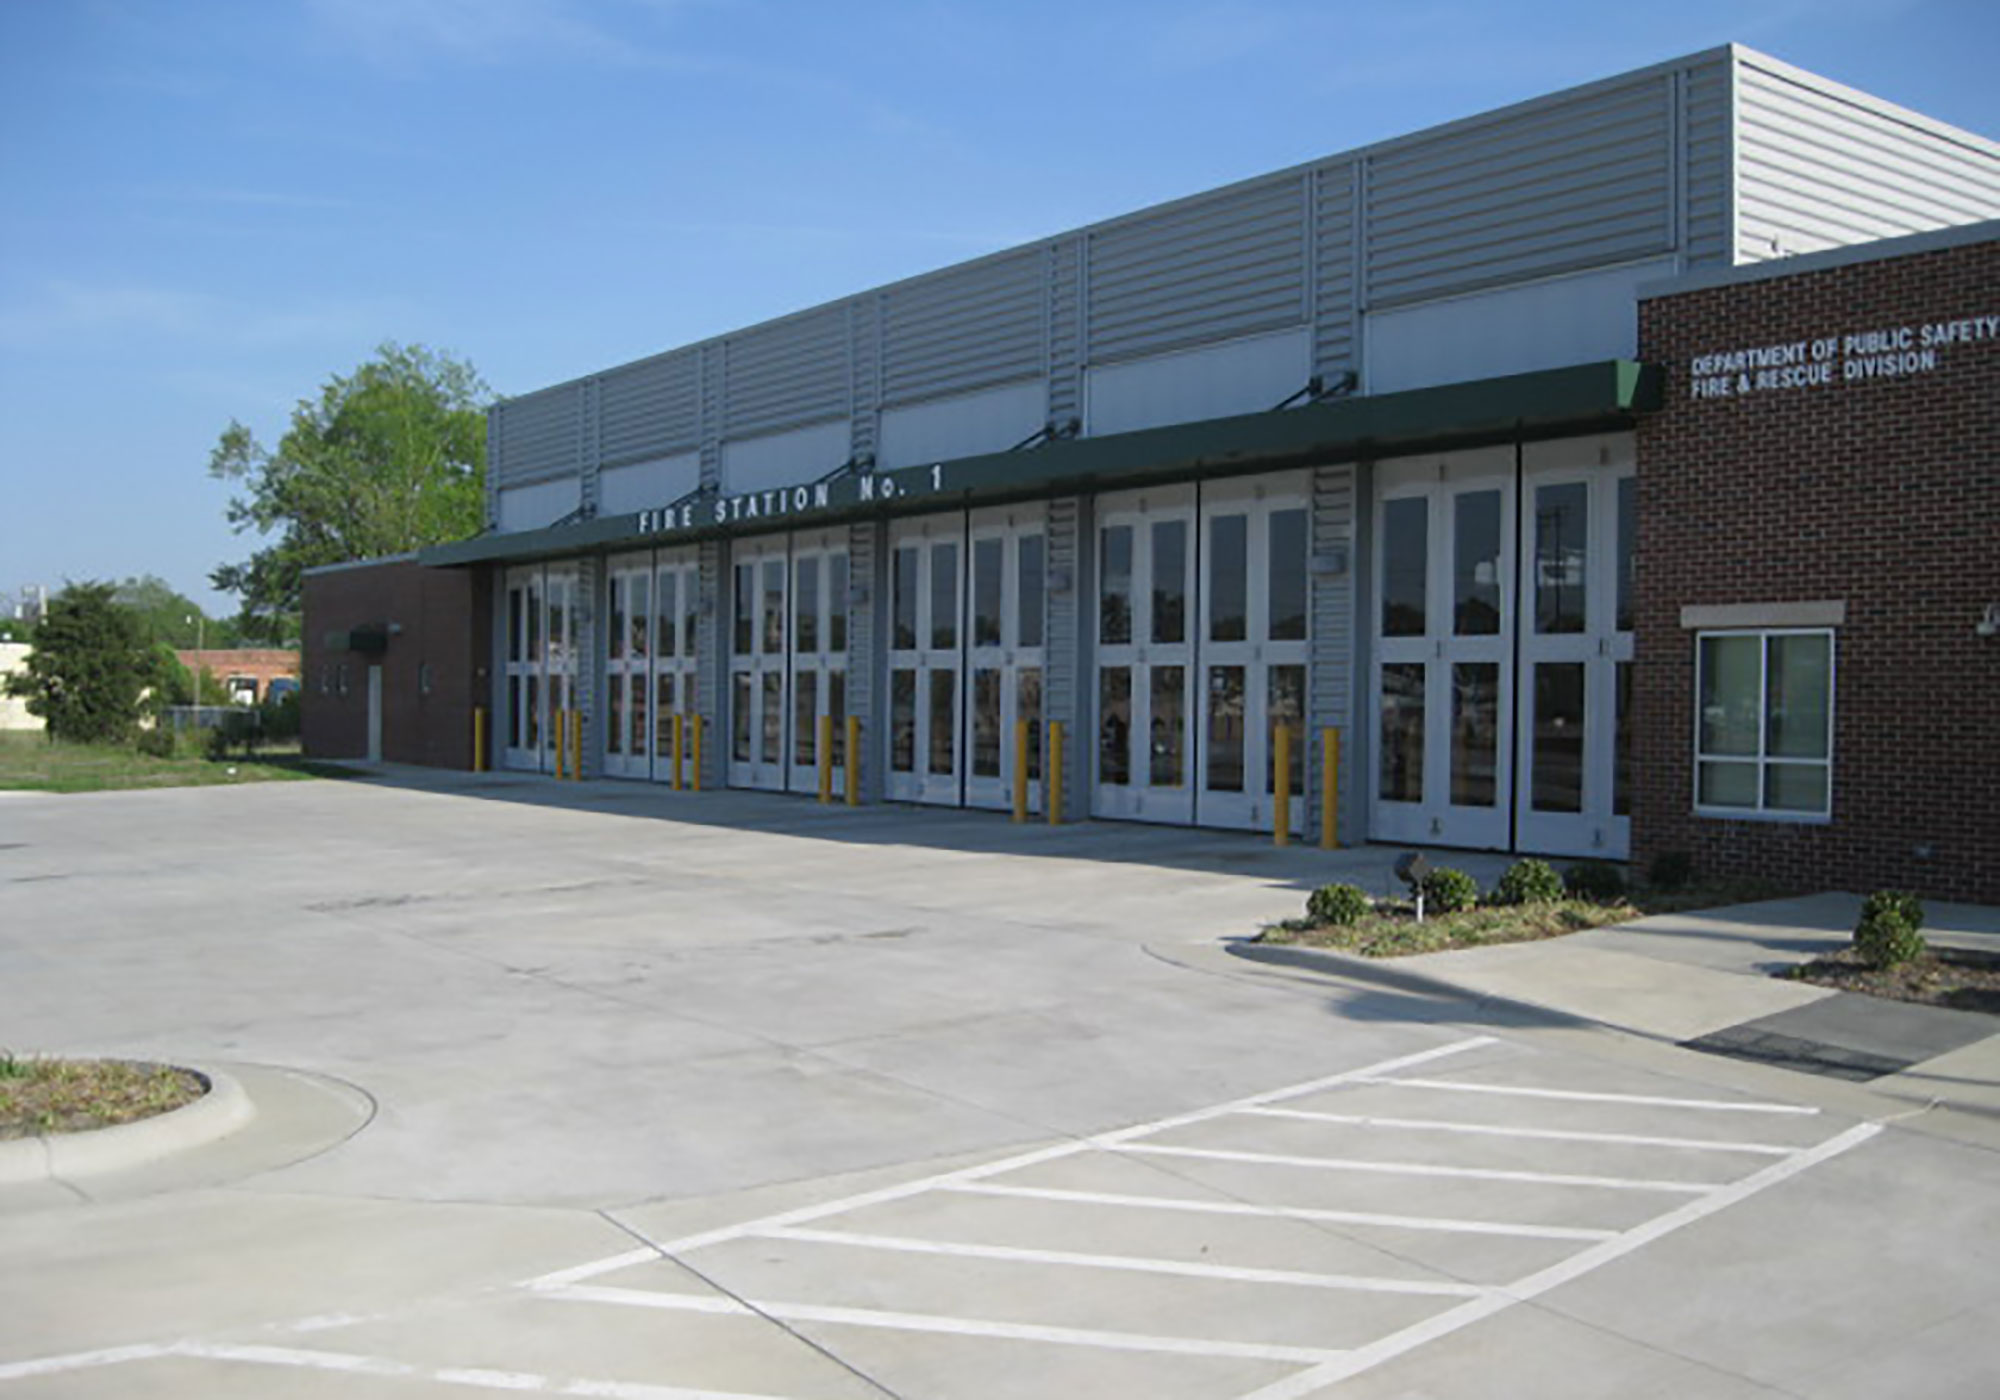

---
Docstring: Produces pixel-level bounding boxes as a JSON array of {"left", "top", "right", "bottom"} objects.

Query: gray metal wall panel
[
  {"left": 850, "top": 298, "right": 880, "bottom": 460},
  {"left": 1735, "top": 60, "right": 2000, "bottom": 259},
  {"left": 1366, "top": 78, "right": 1674, "bottom": 306},
  {"left": 1043, "top": 495, "right": 1081, "bottom": 819},
  {"left": 1307, "top": 463, "right": 1355, "bottom": 836},
  {"left": 1313, "top": 162, "right": 1357, "bottom": 380},
  {"left": 1047, "top": 239, "right": 1083, "bottom": 426},
  {"left": 1681, "top": 60, "right": 1734, "bottom": 268},
  {"left": 722, "top": 306, "right": 850, "bottom": 437},
  {"left": 881, "top": 250, "right": 1044, "bottom": 405},
  {"left": 844, "top": 519, "right": 878, "bottom": 798},
  {"left": 492, "top": 384, "right": 583, "bottom": 487},
  {"left": 1087, "top": 176, "right": 1306, "bottom": 363},
  {"left": 598, "top": 351, "right": 700, "bottom": 468}
]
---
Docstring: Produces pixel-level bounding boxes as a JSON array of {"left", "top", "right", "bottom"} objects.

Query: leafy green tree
[
  {"left": 113, "top": 575, "right": 239, "bottom": 650},
  {"left": 3, "top": 583, "right": 154, "bottom": 743},
  {"left": 210, "top": 342, "right": 490, "bottom": 642}
]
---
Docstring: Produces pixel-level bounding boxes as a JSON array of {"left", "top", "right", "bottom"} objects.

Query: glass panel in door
[
  {"left": 1091, "top": 489, "right": 1195, "bottom": 823},
  {"left": 964, "top": 509, "right": 1047, "bottom": 814},
  {"left": 886, "top": 517, "right": 966, "bottom": 804}
]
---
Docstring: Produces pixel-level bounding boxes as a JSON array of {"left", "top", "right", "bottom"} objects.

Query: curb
[{"left": 0, "top": 1066, "right": 255, "bottom": 1186}]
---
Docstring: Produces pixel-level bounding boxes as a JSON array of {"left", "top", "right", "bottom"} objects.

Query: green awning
[{"left": 423, "top": 359, "right": 1661, "bottom": 568}]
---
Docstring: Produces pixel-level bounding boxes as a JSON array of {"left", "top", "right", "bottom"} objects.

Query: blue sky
[{"left": 2, "top": 0, "right": 1994, "bottom": 618}]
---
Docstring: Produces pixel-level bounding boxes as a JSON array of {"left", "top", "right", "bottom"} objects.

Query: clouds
[
  {"left": 302, "top": 0, "right": 700, "bottom": 73},
  {"left": 0, "top": 278, "right": 410, "bottom": 354}
]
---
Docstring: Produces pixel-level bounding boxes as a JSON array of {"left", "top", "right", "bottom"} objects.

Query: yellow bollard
[
  {"left": 691, "top": 714, "right": 703, "bottom": 792},
  {"left": 818, "top": 714, "right": 833, "bottom": 804},
  {"left": 553, "top": 708, "right": 567, "bottom": 781},
  {"left": 845, "top": 715, "right": 860, "bottom": 806},
  {"left": 1321, "top": 726, "right": 1340, "bottom": 850},
  {"left": 1048, "top": 721, "right": 1065, "bottom": 825},
  {"left": 1274, "top": 725, "right": 1292, "bottom": 847},
  {"left": 671, "top": 713, "right": 684, "bottom": 791},
  {"left": 1012, "top": 719, "right": 1029, "bottom": 824},
  {"left": 570, "top": 708, "right": 582, "bottom": 781},
  {"left": 472, "top": 706, "right": 487, "bottom": 773}
]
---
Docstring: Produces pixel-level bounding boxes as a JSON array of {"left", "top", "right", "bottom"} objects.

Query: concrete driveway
[{"left": 2, "top": 773, "right": 1997, "bottom": 1398}]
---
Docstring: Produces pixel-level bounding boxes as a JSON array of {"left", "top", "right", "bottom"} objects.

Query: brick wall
[
  {"left": 1634, "top": 237, "right": 1999, "bottom": 901},
  {"left": 301, "top": 560, "right": 491, "bottom": 768}
]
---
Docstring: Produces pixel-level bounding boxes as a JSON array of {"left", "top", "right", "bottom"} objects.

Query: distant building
[
  {"left": 304, "top": 45, "right": 2000, "bottom": 900},
  {"left": 175, "top": 649, "right": 299, "bottom": 705},
  {"left": 0, "top": 643, "right": 44, "bottom": 731}
]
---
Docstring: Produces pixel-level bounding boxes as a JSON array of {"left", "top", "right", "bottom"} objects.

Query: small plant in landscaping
[
  {"left": 1648, "top": 850, "right": 1693, "bottom": 890},
  {"left": 1854, "top": 890, "right": 1927, "bottom": 969},
  {"left": 1421, "top": 866, "right": 1480, "bottom": 914},
  {"left": 1565, "top": 860, "right": 1627, "bottom": 902},
  {"left": 1494, "top": 858, "right": 1564, "bottom": 906},
  {"left": 1306, "top": 882, "right": 1372, "bottom": 926},
  {"left": 1859, "top": 889, "right": 1924, "bottom": 930}
]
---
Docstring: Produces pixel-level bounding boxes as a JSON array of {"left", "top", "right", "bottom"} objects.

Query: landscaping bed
[
  {"left": 0, "top": 1055, "right": 206, "bottom": 1139},
  {"left": 1258, "top": 855, "right": 1786, "bottom": 959},
  {"left": 1780, "top": 947, "right": 2000, "bottom": 1017}
]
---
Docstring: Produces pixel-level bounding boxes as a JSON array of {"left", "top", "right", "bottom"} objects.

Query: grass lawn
[
  {"left": 0, "top": 730, "right": 339, "bottom": 793},
  {"left": 0, "top": 1054, "right": 205, "bottom": 1139},
  {"left": 1257, "top": 878, "right": 1792, "bottom": 958}
]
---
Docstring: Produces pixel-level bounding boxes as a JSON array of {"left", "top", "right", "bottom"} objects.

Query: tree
[
  {"left": 3, "top": 583, "right": 155, "bottom": 744},
  {"left": 112, "top": 575, "right": 239, "bottom": 650},
  {"left": 210, "top": 342, "right": 490, "bottom": 642}
]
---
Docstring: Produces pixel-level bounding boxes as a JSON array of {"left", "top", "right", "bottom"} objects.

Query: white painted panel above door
[
  {"left": 878, "top": 381, "right": 1047, "bottom": 471},
  {"left": 496, "top": 477, "right": 581, "bottom": 533},
  {"left": 1364, "top": 259, "right": 1672, "bottom": 395},
  {"left": 721, "top": 419, "right": 850, "bottom": 496},
  {"left": 1085, "top": 327, "right": 1311, "bottom": 437},
  {"left": 599, "top": 452, "right": 701, "bottom": 515}
]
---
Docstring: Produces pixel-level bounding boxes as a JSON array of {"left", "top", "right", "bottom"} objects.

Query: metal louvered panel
[
  {"left": 723, "top": 306, "right": 850, "bottom": 437},
  {"left": 1087, "top": 175, "right": 1306, "bottom": 364},
  {"left": 1366, "top": 79, "right": 1673, "bottom": 307},
  {"left": 1682, "top": 59, "right": 1734, "bottom": 268},
  {"left": 598, "top": 351, "right": 700, "bottom": 467},
  {"left": 1735, "top": 58, "right": 2000, "bottom": 261},
  {"left": 492, "top": 384, "right": 582, "bottom": 486},
  {"left": 1313, "top": 161, "right": 1357, "bottom": 380},
  {"left": 882, "top": 251, "right": 1044, "bottom": 405},
  {"left": 1047, "top": 238, "right": 1083, "bottom": 424}
]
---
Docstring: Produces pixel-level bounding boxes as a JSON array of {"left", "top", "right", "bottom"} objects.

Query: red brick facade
[
  {"left": 1634, "top": 234, "right": 1999, "bottom": 901},
  {"left": 301, "top": 559, "right": 491, "bottom": 768}
]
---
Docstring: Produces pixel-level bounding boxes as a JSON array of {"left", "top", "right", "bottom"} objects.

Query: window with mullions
[{"left": 1695, "top": 630, "right": 1833, "bottom": 818}]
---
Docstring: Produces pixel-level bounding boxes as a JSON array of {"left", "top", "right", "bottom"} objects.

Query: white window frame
[{"left": 1692, "top": 627, "right": 1835, "bottom": 822}]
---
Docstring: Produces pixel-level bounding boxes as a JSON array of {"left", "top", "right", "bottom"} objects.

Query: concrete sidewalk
[{"left": 1228, "top": 892, "right": 2000, "bottom": 1121}]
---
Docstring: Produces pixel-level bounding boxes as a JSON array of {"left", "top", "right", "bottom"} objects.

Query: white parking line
[
  {"left": 1119, "top": 1143, "right": 1716, "bottom": 1194},
  {"left": 945, "top": 1182, "right": 1619, "bottom": 1241},
  {"left": 1352, "top": 1077, "right": 1821, "bottom": 1114},
  {"left": 176, "top": 1343, "right": 801, "bottom": 1399},
  {"left": 754, "top": 1225, "right": 1488, "bottom": 1297},
  {"left": 527, "top": 1035, "right": 1500, "bottom": 1289},
  {"left": 552, "top": 1285, "right": 1349, "bottom": 1366},
  {"left": 1240, "top": 1106, "right": 1796, "bottom": 1155},
  {"left": 1229, "top": 1121, "right": 1884, "bottom": 1400}
]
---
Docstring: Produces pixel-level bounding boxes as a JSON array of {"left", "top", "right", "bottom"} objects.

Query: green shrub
[
  {"left": 1307, "top": 882, "right": 1372, "bottom": 926},
  {"left": 1494, "top": 858, "right": 1564, "bottom": 906},
  {"left": 1647, "top": 850, "right": 1694, "bottom": 890},
  {"left": 1858, "top": 889, "right": 1924, "bottom": 932},
  {"left": 1565, "top": 860, "right": 1628, "bottom": 902},
  {"left": 134, "top": 727, "right": 177, "bottom": 759},
  {"left": 1421, "top": 866, "right": 1480, "bottom": 914},
  {"left": 1854, "top": 908, "right": 1926, "bottom": 969}
]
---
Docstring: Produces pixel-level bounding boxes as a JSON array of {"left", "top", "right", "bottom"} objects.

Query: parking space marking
[
  {"left": 1229, "top": 1120, "right": 1881, "bottom": 1400},
  {"left": 944, "top": 1182, "right": 1619, "bottom": 1240},
  {"left": 553, "top": 1285, "right": 1349, "bottom": 1366},
  {"left": 528, "top": 1035, "right": 1502, "bottom": 1289},
  {"left": 753, "top": 1225, "right": 1487, "bottom": 1297},
  {"left": 1119, "top": 1142, "right": 1717, "bottom": 1193},
  {"left": 1239, "top": 1106, "right": 1797, "bottom": 1156},
  {"left": 176, "top": 1343, "right": 801, "bottom": 1400},
  {"left": 1352, "top": 1076, "right": 1822, "bottom": 1114}
]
